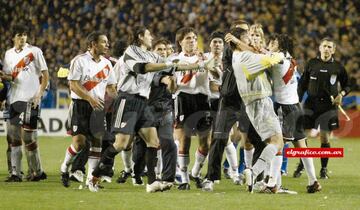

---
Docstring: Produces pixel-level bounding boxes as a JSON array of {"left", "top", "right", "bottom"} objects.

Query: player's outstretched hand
[
  {"left": 332, "top": 94, "right": 343, "bottom": 106},
  {"left": 88, "top": 97, "right": 104, "bottom": 111},
  {"left": 32, "top": 93, "right": 42, "bottom": 108}
]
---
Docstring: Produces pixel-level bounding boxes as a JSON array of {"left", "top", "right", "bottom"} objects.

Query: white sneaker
[
  {"left": 160, "top": 181, "right": 173, "bottom": 191},
  {"left": 70, "top": 170, "right": 84, "bottom": 183},
  {"left": 277, "top": 186, "right": 298, "bottom": 194},
  {"left": 101, "top": 176, "right": 112, "bottom": 183},
  {"left": 202, "top": 179, "right": 214, "bottom": 192},
  {"left": 146, "top": 181, "right": 162, "bottom": 193},
  {"left": 132, "top": 176, "right": 144, "bottom": 186},
  {"left": 88, "top": 178, "right": 100, "bottom": 192}
]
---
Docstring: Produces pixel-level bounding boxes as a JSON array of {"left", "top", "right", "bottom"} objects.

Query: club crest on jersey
[
  {"left": 120, "top": 122, "right": 127, "bottom": 128},
  {"left": 73, "top": 125, "right": 78, "bottom": 132},
  {"left": 330, "top": 74, "right": 337, "bottom": 85}
]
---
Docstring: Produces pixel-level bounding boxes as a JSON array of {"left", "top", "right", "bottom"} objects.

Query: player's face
[
  {"left": 166, "top": 44, "right": 174, "bottom": 56},
  {"left": 153, "top": 43, "right": 167, "bottom": 57},
  {"left": 94, "top": 35, "right": 109, "bottom": 55},
  {"left": 141, "top": 30, "right": 153, "bottom": 50},
  {"left": 319, "top": 40, "right": 335, "bottom": 60},
  {"left": 180, "top": 32, "right": 197, "bottom": 53},
  {"left": 249, "top": 31, "right": 263, "bottom": 48},
  {"left": 13, "top": 33, "right": 27, "bottom": 49},
  {"left": 268, "top": 39, "right": 279, "bottom": 52},
  {"left": 210, "top": 38, "right": 224, "bottom": 55}
]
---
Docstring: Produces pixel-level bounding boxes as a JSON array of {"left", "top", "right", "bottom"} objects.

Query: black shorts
[
  {"left": 213, "top": 98, "right": 251, "bottom": 139},
  {"left": 303, "top": 98, "right": 339, "bottom": 131},
  {"left": 9, "top": 101, "right": 40, "bottom": 130},
  {"left": 69, "top": 99, "right": 105, "bottom": 139},
  {"left": 274, "top": 102, "right": 306, "bottom": 141},
  {"left": 175, "top": 92, "right": 213, "bottom": 134},
  {"left": 209, "top": 98, "right": 220, "bottom": 112},
  {"left": 112, "top": 92, "right": 154, "bottom": 135}
]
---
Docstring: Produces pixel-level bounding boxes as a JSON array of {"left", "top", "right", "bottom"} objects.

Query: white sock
[
  {"left": 87, "top": 147, "right": 101, "bottom": 183},
  {"left": 178, "top": 153, "right": 190, "bottom": 183},
  {"left": 60, "top": 144, "right": 79, "bottom": 173},
  {"left": 174, "top": 140, "right": 181, "bottom": 176},
  {"left": 11, "top": 145, "right": 22, "bottom": 176},
  {"left": 225, "top": 143, "right": 238, "bottom": 174},
  {"left": 121, "top": 150, "right": 133, "bottom": 173},
  {"left": 26, "top": 141, "right": 43, "bottom": 175},
  {"left": 267, "top": 154, "right": 282, "bottom": 187},
  {"left": 155, "top": 149, "right": 162, "bottom": 177},
  {"left": 252, "top": 144, "right": 278, "bottom": 178},
  {"left": 191, "top": 149, "right": 207, "bottom": 178},
  {"left": 301, "top": 157, "right": 317, "bottom": 185},
  {"left": 244, "top": 148, "right": 254, "bottom": 169}
]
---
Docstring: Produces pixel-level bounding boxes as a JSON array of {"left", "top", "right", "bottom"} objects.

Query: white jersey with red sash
[
  {"left": 68, "top": 51, "right": 116, "bottom": 101},
  {"left": 3, "top": 43, "right": 48, "bottom": 104},
  {"left": 172, "top": 52, "right": 211, "bottom": 96},
  {"left": 270, "top": 52, "right": 299, "bottom": 104}
]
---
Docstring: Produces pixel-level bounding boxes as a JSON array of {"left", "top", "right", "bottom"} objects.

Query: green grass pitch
[{"left": 0, "top": 136, "right": 359, "bottom": 210}]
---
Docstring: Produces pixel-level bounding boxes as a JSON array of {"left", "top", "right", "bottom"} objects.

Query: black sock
[
  {"left": 145, "top": 147, "right": 158, "bottom": 185},
  {"left": 93, "top": 145, "right": 119, "bottom": 177},
  {"left": 321, "top": 143, "right": 330, "bottom": 168}
]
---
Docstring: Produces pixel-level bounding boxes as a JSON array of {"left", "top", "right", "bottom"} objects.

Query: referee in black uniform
[{"left": 298, "top": 37, "right": 351, "bottom": 179}]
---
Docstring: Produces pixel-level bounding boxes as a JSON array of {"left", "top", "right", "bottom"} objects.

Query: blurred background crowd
[{"left": 0, "top": 0, "right": 359, "bottom": 108}]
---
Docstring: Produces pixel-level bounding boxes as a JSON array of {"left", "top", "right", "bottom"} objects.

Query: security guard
[{"left": 298, "top": 37, "right": 351, "bottom": 179}]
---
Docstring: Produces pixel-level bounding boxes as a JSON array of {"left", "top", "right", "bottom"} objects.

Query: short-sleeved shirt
[
  {"left": 68, "top": 51, "right": 116, "bottom": 101},
  {"left": 3, "top": 43, "right": 48, "bottom": 104}
]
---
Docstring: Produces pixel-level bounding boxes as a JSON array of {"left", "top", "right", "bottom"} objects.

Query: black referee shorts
[
  {"left": 9, "top": 101, "right": 40, "bottom": 130},
  {"left": 303, "top": 98, "right": 339, "bottom": 132},
  {"left": 274, "top": 102, "right": 306, "bottom": 141},
  {"left": 69, "top": 99, "right": 105, "bottom": 139},
  {"left": 112, "top": 92, "right": 155, "bottom": 135}
]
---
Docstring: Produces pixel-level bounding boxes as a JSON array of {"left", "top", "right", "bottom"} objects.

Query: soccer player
[
  {"left": 268, "top": 34, "right": 321, "bottom": 193},
  {"left": 91, "top": 26, "right": 212, "bottom": 192},
  {"left": 298, "top": 38, "right": 351, "bottom": 179},
  {"left": 229, "top": 27, "right": 285, "bottom": 193},
  {"left": 1, "top": 25, "right": 48, "bottom": 182},
  {"left": 172, "top": 27, "right": 217, "bottom": 190},
  {"left": 60, "top": 31, "right": 117, "bottom": 188}
]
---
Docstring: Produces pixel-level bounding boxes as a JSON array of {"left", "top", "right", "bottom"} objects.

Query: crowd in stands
[{"left": 0, "top": 0, "right": 359, "bottom": 107}]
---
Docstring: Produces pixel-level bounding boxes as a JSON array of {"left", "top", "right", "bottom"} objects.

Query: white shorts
[{"left": 245, "top": 97, "right": 282, "bottom": 141}]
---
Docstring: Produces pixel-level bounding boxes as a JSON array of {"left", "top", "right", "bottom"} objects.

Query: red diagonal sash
[
  {"left": 83, "top": 65, "right": 110, "bottom": 91},
  {"left": 12, "top": 52, "right": 34, "bottom": 79},
  {"left": 282, "top": 58, "right": 296, "bottom": 84}
]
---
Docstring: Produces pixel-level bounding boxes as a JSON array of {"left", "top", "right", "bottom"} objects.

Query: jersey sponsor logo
[
  {"left": 282, "top": 59, "right": 296, "bottom": 85},
  {"left": 320, "top": 69, "right": 328, "bottom": 72},
  {"left": 330, "top": 74, "right": 337, "bottom": 85},
  {"left": 12, "top": 52, "right": 34, "bottom": 79},
  {"left": 83, "top": 65, "right": 110, "bottom": 91}
]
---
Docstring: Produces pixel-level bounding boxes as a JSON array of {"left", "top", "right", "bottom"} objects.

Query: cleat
[
  {"left": 231, "top": 173, "right": 244, "bottom": 185},
  {"left": 61, "top": 172, "right": 70, "bottom": 187},
  {"left": 116, "top": 170, "right": 132, "bottom": 183},
  {"left": 223, "top": 168, "right": 231, "bottom": 179},
  {"left": 132, "top": 176, "right": 144, "bottom": 186},
  {"left": 190, "top": 174, "right": 203, "bottom": 189},
  {"left": 320, "top": 168, "right": 329, "bottom": 179},
  {"left": 69, "top": 170, "right": 84, "bottom": 183},
  {"left": 88, "top": 177, "right": 100, "bottom": 192},
  {"left": 281, "top": 170, "right": 288, "bottom": 176},
  {"left": 244, "top": 169, "right": 254, "bottom": 193},
  {"left": 177, "top": 183, "right": 190, "bottom": 190},
  {"left": 293, "top": 162, "right": 304, "bottom": 178},
  {"left": 5, "top": 175, "right": 22, "bottom": 182},
  {"left": 29, "top": 172, "right": 47, "bottom": 182},
  {"left": 307, "top": 181, "right": 322, "bottom": 193},
  {"left": 260, "top": 185, "right": 278, "bottom": 194},
  {"left": 101, "top": 176, "right": 112, "bottom": 183},
  {"left": 146, "top": 181, "right": 162, "bottom": 193},
  {"left": 277, "top": 186, "right": 298, "bottom": 194},
  {"left": 253, "top": 181, "right": 266, "bottom": 192},
  {"left": 160, "top": 181, "right": 173, "bottom": 191},
  {"left": 202, "top": 179, "right": 214, "bottom": 192}
]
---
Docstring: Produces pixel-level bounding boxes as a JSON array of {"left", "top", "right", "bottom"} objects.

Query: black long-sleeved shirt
[{"left": 298, "top": 56, "right": 351, "bottom": 101}]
